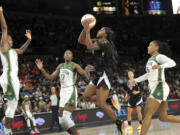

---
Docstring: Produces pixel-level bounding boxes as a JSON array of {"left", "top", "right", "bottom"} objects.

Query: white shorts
[
  {"left": 0, "top": 73, "right": 20, "bottom": 100},
  {"left": 149, "top": 81, "right": 170, "bottom": 103},
  {"left": 59, "top": 85, "right": 78, "bottom": 108}
]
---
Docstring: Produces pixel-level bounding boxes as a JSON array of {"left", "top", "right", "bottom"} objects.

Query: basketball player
[
  {"left": 0, "top": 6, "right": 31, "bottom": 135},
  {"left": 21, "top": 95, "right": 40, "bottom": 135},
  {"left": 130, "top": 40, "right": 180, "bottom": 135},
  {"left": 78, "top": 21, "right": 124, "bottom": 134},
  {"left": 126, "top": 70, "right": 143, "bottom": 131},
  {"left": 35, "top": 50, "right": 90, "bottom": 135}
]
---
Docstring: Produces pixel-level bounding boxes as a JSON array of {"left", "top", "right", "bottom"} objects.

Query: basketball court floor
[{"left": 45, "top": 117, "right": 180, "bottom": 135}]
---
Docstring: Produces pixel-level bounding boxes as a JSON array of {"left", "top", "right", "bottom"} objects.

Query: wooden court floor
[{"left": 45, "top": 117, "right": 180, "bottom": 135}]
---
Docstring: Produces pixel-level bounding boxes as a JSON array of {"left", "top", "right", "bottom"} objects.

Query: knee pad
[
  {"left": 5, "top": 99, "right": 18, "bottom": 118},
  {"left": 59, "top": 111, "right": 75, "bottom": 130}
]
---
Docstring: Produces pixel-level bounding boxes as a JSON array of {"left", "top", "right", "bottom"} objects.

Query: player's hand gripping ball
[{"left": 81, "top": 14, "right": 96, "bottom": 29}]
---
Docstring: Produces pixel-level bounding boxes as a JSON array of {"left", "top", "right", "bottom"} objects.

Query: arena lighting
[
  {"left": 93, "top": 6, "right": 116, "bottom": 12},
  {"left": 91, "top": 0, "right": 117, "bottom": 15}
]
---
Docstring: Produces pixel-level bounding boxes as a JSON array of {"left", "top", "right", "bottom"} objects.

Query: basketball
[{"left": 81, "top": 14, "right": 96, "bottom": 28}]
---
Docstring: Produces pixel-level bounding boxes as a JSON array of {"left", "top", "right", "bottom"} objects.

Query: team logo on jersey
[
  {"left": 8, "top": 92, "right": 12, "bottom": 96},
  {"left": 157, "top": 92, "right": 161, "bottom": 96}
]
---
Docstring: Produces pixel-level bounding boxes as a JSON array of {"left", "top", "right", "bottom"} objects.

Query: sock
[
  {"left": 4, "top": 128, "right": 11, "bottom": 134},
  {"left": 128, "top": 121, "right": 131, "bottom": 126},
  {"left": 139, "top": 120, "right": 142, "bottom": 124}
]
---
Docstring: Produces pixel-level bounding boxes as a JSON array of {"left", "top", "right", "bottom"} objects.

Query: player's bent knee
[{"left": 59, "top": 110, "right": 75, "bottom": 131}]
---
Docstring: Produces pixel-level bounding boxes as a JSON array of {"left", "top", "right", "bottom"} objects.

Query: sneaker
[
  {"left": 35, "top": 129, "right": 40, "bottom": 135},
  {"left": 116, "top": 119, "right": 125, "bottom": 135},
  {"left": 137, "top": 124, "right": 142, "bottom": 130},
  {"left": 77, "top": 130, "right": 80, "bottom": 135},
  {"left": 127, "top": 125, "right": 133, "bottom": 131},
  {"left": 111, "top": 94, "right": 121, "bottom": 113},
  {"left": 30, "top": 130, "right": 36, "bottom": 135}
]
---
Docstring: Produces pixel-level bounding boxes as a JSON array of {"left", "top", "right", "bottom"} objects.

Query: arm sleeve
[
  {"left": 134, "top": 73, "right": 149, "bottom": 83},
  {"left": 156, "top": 54, "right": 176, "bottom": 69}
]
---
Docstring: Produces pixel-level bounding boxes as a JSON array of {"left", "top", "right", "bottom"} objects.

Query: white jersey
[
  {"left": 0, "top": 48, "right": 18, "bottom": 76},
  {"left": 0, "top": 48, "right": 20, "bottom": 100},
  {"left": 23, "top": 100, "right": 31, "bottom": 112},
  {"left": 59, "top": 62, "right": 77, "bottom": 88},
  {"left": 135, "top": 54, "right": 176, "bottom": 83}
]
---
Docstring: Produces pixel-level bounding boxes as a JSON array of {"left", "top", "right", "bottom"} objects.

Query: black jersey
[
  {"left": 93, "top": 38, "right": 118, "bottom": 72},
  {"left": 127, "top": 82, "right": 142, "bottom": 106}
]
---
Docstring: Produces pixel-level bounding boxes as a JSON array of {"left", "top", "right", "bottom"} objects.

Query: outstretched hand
[
  {"left": 25, "top": 29, "right": 32, "bottom": 40},
  {"left": 35, "top": 59, "right": 43, "bottom": 70},
  {"left": 85, "top": 65, "right": 94, "bottom": 72}
]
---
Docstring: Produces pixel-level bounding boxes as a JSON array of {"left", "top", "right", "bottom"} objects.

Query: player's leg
[
  {"left": 83, "top": 84, "right": 97, "bottom": 102},
  {"left": 29, "top": 112, "right": 40, "bottom": 134},
  {"left": 59, "top": 86, "right": 79, "bottom": 135},
  {"left": 96, "top": 86, "right": 124, "bottom": 134},
  {"left": 26, "top": 118, "right": 34, "bottom": 134},
  {"left": 127, "top": 107, "right": 133, "bottom": 130},
  {"left": 157, "top": 101, "right": 180, "bottom": 123},
  {"left": 96, "top": 86, "right": 117, "bottom": 121},
  {"left": 140, "top": 98, "right": 160, "bottom": 135},
  {"left": 136, "top": 106, "right": 143, "bottom": 130},
  {"left": 65, "top": 104, "right": 78, "bottom": 135},
  {"left": 59, "top": 104, "right": 78, "bottom": 135},
  {"left": 4, "top": 99, "right": 18, "bottom": 134},
  {"left": 50, "top": 106, "right": 56, "bottom": 130}
]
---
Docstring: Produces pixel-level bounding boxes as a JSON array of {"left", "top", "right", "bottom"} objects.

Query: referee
[{"left": 49, "top": 87, "right": 61, "bottom": 131}]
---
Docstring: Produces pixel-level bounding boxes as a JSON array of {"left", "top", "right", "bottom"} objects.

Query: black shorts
[
  {"left": 127, "top": 98, "right": 143, "bottom": 108},
  {"left": 92, "top": 69, "right": 113, "bottom": 90}
]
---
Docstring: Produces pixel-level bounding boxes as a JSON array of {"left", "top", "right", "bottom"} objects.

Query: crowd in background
[
  {"left": 0, "top": 13, "right": 179, "bottom": 114},
  {"left": 0, "top": 54, "right": 179, "bottom": 114}
]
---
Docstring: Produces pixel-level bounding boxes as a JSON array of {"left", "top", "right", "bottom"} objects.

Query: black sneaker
[{"left": 116, "top": 119, "right": 125, "bottom": 135}]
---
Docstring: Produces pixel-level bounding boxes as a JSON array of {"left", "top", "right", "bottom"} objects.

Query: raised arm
[
  {"left": 16, "top": 30, "right": 31, "bottom": 54},
  {"left": 0, "top": 6, "right": 8, "bottom": 52},
  {"left": 78, "top": 29, "right": 86, "bottom": 45},
  {"left": 74, "top": 64, "right": 91, "bottom": 83},
  {"left": 35, "top": 59, "right": 60, "bottom": 80},
  {"left": 80, "top": 21, "right": 100, "bottom": 50}
]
